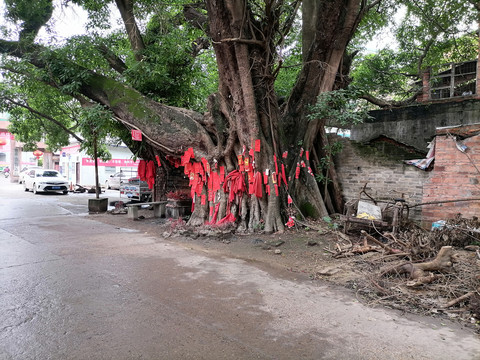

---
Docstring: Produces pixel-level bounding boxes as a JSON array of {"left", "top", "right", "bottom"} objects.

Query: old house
[{"left": 338, "top": 60, "right": 480, "bottom": 227}]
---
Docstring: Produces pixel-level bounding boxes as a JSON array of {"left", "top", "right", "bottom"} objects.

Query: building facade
[{"left": 59, "top": 143, "right": 139, "bottom": 187}]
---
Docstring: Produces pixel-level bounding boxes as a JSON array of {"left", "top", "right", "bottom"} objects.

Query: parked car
[
  {"left": 23, "top": 169, "right": 69, "bottom": 195},
  {"left": 18, "top": 166, "right": 42, "bottom": 184},
  {"left": 105, "top": 171, "right": 129, "bottom": 190}
]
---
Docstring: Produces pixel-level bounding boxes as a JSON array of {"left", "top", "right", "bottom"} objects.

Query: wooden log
[{"left": 333, "top": 244, "right": 379, "bottom": 258}]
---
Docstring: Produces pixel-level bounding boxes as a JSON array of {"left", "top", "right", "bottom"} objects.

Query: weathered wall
[
  {"left": 422, "top": 134, "right": 480, "bottom": 224},
  {"left": 351, "top": 99, "right": 480, "bottom": 151},
  {"left": 334, "top": 137, "right": 430, "bottom": 221}
]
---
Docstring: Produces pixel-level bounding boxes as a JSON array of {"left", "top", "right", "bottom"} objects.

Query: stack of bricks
[
  {"left": 416, "top": 68, "right": 431, "bottom": 103},
  {"left": 422, "top": 134, "right": 480, "bottom": 225}
]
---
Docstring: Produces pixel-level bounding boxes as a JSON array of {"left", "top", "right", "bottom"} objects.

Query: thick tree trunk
[{"left": 204, "top": 0, "right": 285, "bottom": 233}]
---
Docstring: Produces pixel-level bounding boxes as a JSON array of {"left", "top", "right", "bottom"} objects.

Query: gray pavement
[{"left": 0, "top": 176, "right": 479, "bottom": 359}]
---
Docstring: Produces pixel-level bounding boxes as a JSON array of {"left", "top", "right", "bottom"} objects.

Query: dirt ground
[{"left": 92, "top": 208, "right": 480, "bottom": 334}]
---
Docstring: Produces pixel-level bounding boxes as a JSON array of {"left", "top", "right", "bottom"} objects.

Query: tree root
[{"left": 381, "top": 246, "right": 457, "bottom": 280}]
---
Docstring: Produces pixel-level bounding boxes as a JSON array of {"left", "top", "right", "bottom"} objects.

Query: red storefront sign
[
  {"left": 0, "top": 131, "right": 14, "bottom": 140},
  {"left": 81, "top": 158, "right": 140, "bottom": 167}
]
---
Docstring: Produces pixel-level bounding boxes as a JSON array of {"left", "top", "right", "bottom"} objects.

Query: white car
[
  {"left": 105, "top": 171, "right": 128, "bottom": 190},
  {"left": 18, "top": 166, "right": 42, "bottom": 184},
  {"left": 23, "top": 169, "right": 69, "bottom": 195}
]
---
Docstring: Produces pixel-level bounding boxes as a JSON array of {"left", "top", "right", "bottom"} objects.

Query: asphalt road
[{"left": 0, "top": 176, "right": 479, "bottom": 359}]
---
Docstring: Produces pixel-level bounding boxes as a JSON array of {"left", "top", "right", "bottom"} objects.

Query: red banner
[
  {"left": 131, "top": 129, "right": 142, "bottom": 141},
  {"left": 81, "top": 158, "right": 140, "bottom": 167}
]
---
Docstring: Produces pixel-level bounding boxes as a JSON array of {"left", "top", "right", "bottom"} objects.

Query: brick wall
[
  {"left": 422, "top": 134, "right": 480, "bottom": 224},
  {"left": 334, "top": 137, "right": 430, "bottom": 221}
]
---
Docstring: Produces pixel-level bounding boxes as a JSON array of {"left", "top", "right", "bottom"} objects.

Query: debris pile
[{"left": 323, "top": 215, "right": 480, "bottom": 331}]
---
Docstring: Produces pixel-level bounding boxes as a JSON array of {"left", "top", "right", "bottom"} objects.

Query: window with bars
[{"left": 429, "top": 61, "right": 477, "bottom": 100}]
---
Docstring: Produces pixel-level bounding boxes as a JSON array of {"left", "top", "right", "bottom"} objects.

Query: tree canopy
[{"left": 0, "top": 0, "right": 478, "bottom": 232}]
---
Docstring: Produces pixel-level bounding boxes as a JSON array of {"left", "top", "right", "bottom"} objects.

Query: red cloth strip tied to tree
[
  {"left": 138, "top": 160, "right": 147, "bottom": 181},
  {"left": 253, "top": 171, "right": 263, "bottom": 198},
  {"left": 223, "top": 170, "right": 246, "bottom": 203},
  {"left": 146, "top": 160, "right": 156, "bottom": 189}
]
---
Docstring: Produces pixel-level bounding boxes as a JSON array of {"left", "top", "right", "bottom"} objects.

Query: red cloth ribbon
[
  {"left": 295, "top": 163, "right": 300, "bottom": 179},
  {"left": 219, "top": 166, "right": 225, "bottom": 182},
  {"left": 223, "top": 170, "right": 246, "bottom": 203},
  {"left": 207, "top": 203, "right": 220, "bottom": 225},
  {"left": 146, "top": 160, "right": 156, "bottom": 189},
  {"left": 253, "top": 171, "right": 263, "bottom": 198},
  {"left": 285, "top": 217, "right": 295, "bottom": 228},
  {"left": 281, "top": 164, "right": 287, "bottom": 188},
  {"left": 217, "top": 213, "right": 236, "bottom": 225},
  {"left": 138, "top": 160, "right": 147, "bottom": 181}
]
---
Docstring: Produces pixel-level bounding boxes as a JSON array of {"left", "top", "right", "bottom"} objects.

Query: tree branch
[
  {"left": 97, "top": 43, "right": 127, "bottom": 74},
  {"left": 212, "top": 37, "right": 265, "bottom": 47},
  {"left": 114, "top": 0, "right": 145, "bottom": 61},
  {"left": 183, "top": 4, "right": 208, "bottom": 31},
  {"left": 0, "top": 39, "right": 214, "bottom": 158},
  {"left": 361, "top": 91, "right": 421, "bottom": 108},
  {"left": 2, "top": 96, "right": 84, "bottom": 143}
]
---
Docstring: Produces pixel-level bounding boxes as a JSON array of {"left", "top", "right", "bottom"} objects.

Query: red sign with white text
[
  {"left": 131, "top": 129, "right": 142, "bottom": 141},
  {"left": 0, "top": 131, "right": 14, "bottom": 140},
  {"left": 81, "top": 158, "right": 140, "bottom": 167}
]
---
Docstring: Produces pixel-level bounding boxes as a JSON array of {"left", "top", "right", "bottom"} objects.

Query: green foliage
[
  {"left": 4, "top": 0, "right": 54, "bottom": 28},
  {"left": 322, "top": 216, "right": 339, "bottom": 230},
  {"left": 350, "top": 0, "right": 478, "bottom": 102},
  {"left": 124, "top": 25, "right": 216, "bottom": 110},
  {"left": 351, "top": 50, "right": 416, "bottom": 100},
  {"left": 274, "top": 21, "right": 302, "bottom": 99},
  {"left": 0, "top": 60, "right": 120, "bottom": 159},
  {"left": 314, "top": 141, "right": 343, "bottom": 185},
  {"left": 0, "top": 64, "right": 74, "bottom": 151},
  {"left": 299, "top": 202, "right": 318, "bottom": 219},
  {"left": 77, "top": 104, "right": 116, "bottom": 161},
  {"left": 308, "top": 87, "right": 372, "bottom": 127}
]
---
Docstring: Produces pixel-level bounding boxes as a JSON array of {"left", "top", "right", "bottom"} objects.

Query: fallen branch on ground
[
  {"left": 443, "top": 290, "right": 479, "bottom": 308},
  {"left": 362, "top": 230, "right": 402, "bottom": 255}
]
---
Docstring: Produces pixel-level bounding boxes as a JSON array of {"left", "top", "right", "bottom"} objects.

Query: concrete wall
[
  {"left": 422, "top": 134, "right": 480, "bottom": 224},
  {"left": 351, "top": 99, "right": 480, "bottom": 151},
  {"left": 334, "top": 137, "right": 430, "bottom": 221}
]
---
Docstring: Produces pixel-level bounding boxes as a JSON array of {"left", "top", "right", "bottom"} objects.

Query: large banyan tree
[{"left": 0, "top": 0, "right": 477, "bottom": 232}]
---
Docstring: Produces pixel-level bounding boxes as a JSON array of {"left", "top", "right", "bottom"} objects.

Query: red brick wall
[{"left": 422, "top": 134, "right": 480, "bottom": 224}]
